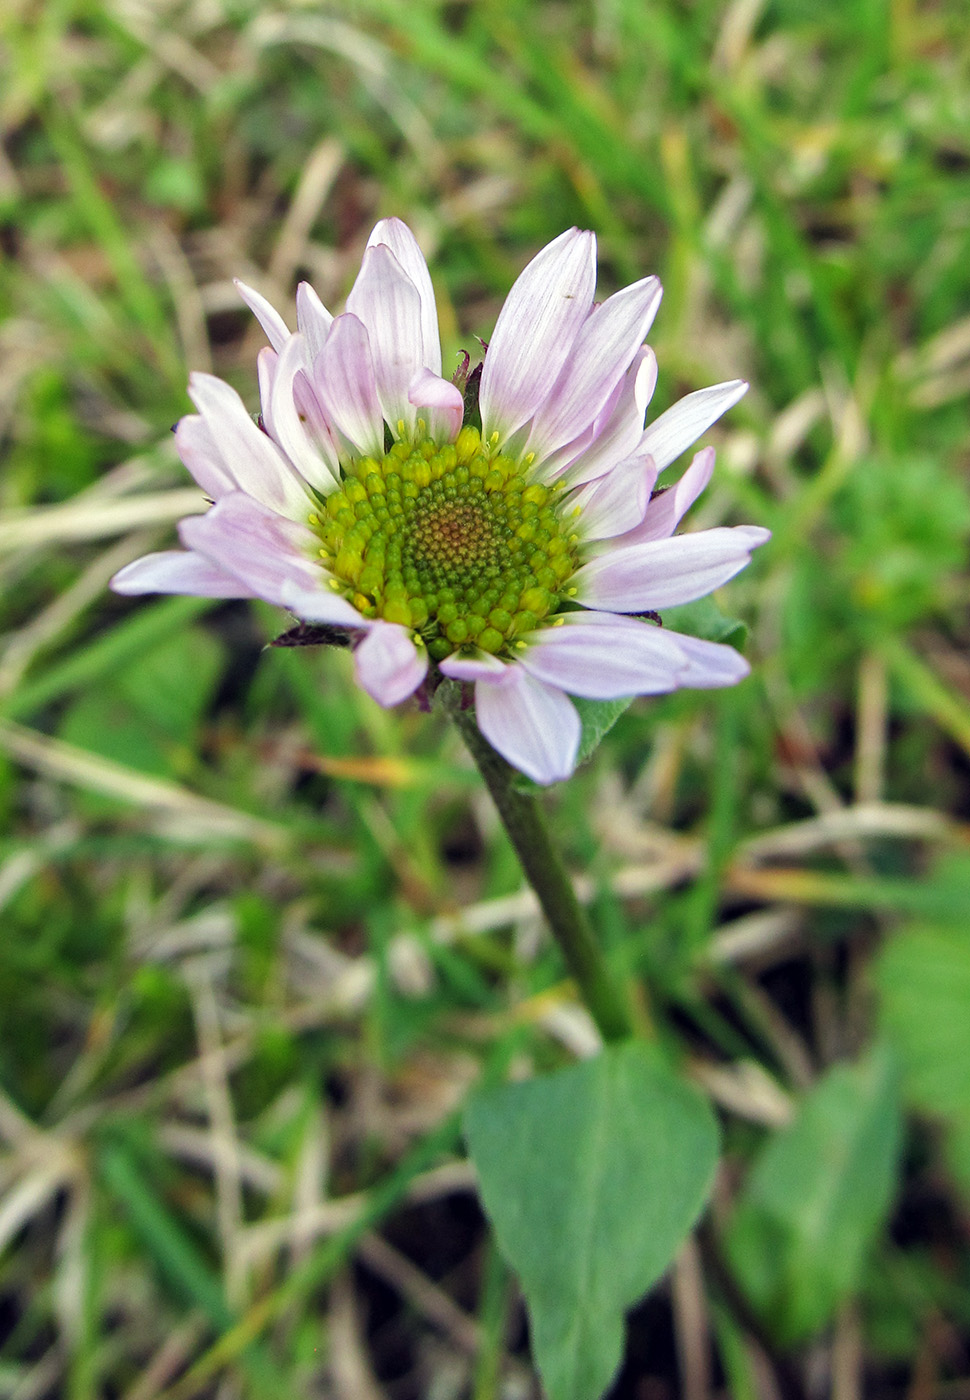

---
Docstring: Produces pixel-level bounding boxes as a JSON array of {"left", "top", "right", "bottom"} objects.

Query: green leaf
[
  {"left": 876, "top": 922, "right": 970, "bottom": 1198},
  {"left": 465, "top": 1042, "right": 719, "bottom": 1400},
  {"left": 573, "top": 695, "right": 633, "bottom": 766},
  {"left": 663, "top": 596, "right": 748, "bottom": 649},
  {"left": 725, "top": 1047, "right": 902, "bottom": 1345},
  {"left": 118, "top": 626, "right": 223, "bottom": 742}
]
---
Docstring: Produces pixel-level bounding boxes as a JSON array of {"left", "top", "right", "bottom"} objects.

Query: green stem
[{"left": 446, "top": 690, "right": 634, "bottom": 1043}]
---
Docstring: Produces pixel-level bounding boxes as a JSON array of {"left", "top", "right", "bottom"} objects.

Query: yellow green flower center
[{"left": 311, "top": 425, "right": 583, "bottom": 661}]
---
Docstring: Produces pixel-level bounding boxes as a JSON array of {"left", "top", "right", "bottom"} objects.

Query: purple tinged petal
[
  {"left": 474, "top": 666, "right": 581, "bottom": 785},
  {"left": 408, "top": 369, "right": 463, "bottom": 442},
  {"left": 295, "top": 281, "right": 333, "bottom": 360},
  {"left": 555, "top": 347, "right": 659, "bottom": 487},
  {"left": 479, "top": 228, "right": 597, "bottom": 445},
  {"left": 179, "top": 491, "right": 363, "bottom": 625},
  {"left": 256, "top": 347, "right": 278, "bottom": 440},
  {"left": 619, "top": 447, "right": 715, "bottom": 545},
  {"left": 526, "top": 276, "right": 662, "bottom": 463},
  {"left": 367, "top": 218, "right": 441, "bottom": 374},
  {"left": 572, "top": 525, "right": 771, "bottom": 611},
  {"left": 439, "top": 650, "right": 507, "bottom": 683},
  {"left": 234, "top": 279, "right": 290, "bottom": 352},
  {"left": 516, "top": 611, "right": 751, "bottom": 698},
  {"left": 111, "top": 550, "right": 256, "bottom": 598},
  {"left": 311, "top": 313, "right": 385, "bottom": 459},
  {"left": 665, "top": 630, "right": 751, "bottom": 687},
  {"left": 346, "top": 244, "right": 425, "bottom": 431},
  {"left": 268, "top": 334, "right": 341, "bottom": 492},
  {"left": 354, "top": 623, "right": 428, "bottom": 707},
  {"left": 174, "top": 415, "right": 235, "bottom": 500},
  {"left": 517, "top": 611, "right": 689, "bottom": 698},
  {"left": 641, "top": 379, "right": 748, "bottom": 471},
  {"left": 187, "top": 372, "right": 310, "bottom": 520},
  {"left": 569, "top": 453, "right": 657, "bottom": 540}
]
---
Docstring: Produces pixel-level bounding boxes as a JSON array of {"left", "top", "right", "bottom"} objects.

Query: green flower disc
[{"left": 311, "top": 426, "right": 584, "bottom": 662}]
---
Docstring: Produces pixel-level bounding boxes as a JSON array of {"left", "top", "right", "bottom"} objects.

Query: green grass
[{"left": 2, "top": 0, "right": 970, "bottom": 1395}]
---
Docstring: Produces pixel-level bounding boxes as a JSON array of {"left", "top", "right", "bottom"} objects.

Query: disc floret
[{"left": 312, "top": 426, "right": 582, "bottom": 661}]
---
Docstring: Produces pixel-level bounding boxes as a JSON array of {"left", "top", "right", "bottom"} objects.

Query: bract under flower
[{"left": 112, "top": 218, "right": 768, "bottom": 784}]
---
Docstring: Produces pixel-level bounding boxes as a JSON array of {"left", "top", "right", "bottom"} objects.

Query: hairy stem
[{"left": 446, "top": 690, "right": 634, "bottom": 1044}]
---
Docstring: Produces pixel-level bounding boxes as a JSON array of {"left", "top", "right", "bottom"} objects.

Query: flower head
[{"left": 113, "top": 220, "right": 768, "bottom": 783}]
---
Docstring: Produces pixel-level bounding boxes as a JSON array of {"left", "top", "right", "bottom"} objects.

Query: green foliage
[
  {"left": 726, "top": 1048, "right": 902, "bottom": 1345},
  {"left": 465, "top": 1043, "right": 719, "bottom": 1400},
  {"left": 59, "top": 625, "right": 223, "bottom": 776},
  {"left": 876, "top": 885, "right": 970, "bottom": 1199},
  {"left": 3, "top": 0, "right": 970, "bottom": 1392}
]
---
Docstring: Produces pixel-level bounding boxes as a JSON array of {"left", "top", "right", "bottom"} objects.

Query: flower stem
[{"left": 446, "top": 692, "right": 634, "bottom": 1044}]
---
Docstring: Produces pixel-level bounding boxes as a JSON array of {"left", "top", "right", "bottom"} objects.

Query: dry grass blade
[
  {"left": 0, "top": 718, "right": 288, "bottom": 849},
  {"left": 0, "top": 490, "right": 206, "bottom": 553}
]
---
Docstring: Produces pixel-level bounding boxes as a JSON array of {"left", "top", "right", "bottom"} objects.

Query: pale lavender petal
[
  {"left": 367, "top": 218, "right": 441, "bottom": 373},
  {"left": 619, "top": 447, "right": 715, "bottom": 545},
  {"left": 641, "top": 380, "right": 748, "bottom": 472},
  {"left": 179, "top": 491, "right": 363, "bottom": 625},
  {"left": 311, "top": 313, "right": 384, "bottom": 459},
  {"left": 474, "top": 667, "right": 581, "bottom": 785},
  {"left": 439, "top": 650, "right": 507, "bottom": 683},
  {"left": 408, "top": 369, "right": 463, "bottom": 442},
  {"left": 293, "top": 369, "right": 342, "bottom": 467},
  {"left": 569, "top": 453, "right": 657, "bottom": 540},
  {"left": 354, "top": 622, "right": 428, "bottom": 707},
  {"left": 526, "top": 277, "right": 662, "bottom": 463},
  {"left": 572, "top": 525, "right": 771, "bottom": 611},
  {"left": 111, "top": 550, "right": 256, "bottom": 598},
  {"left": 666, "top": 630, "right": 751, "bottom": 687},
  {"left": 295, "top": 281, "right": 333, "bottom": 360},
  {"left": 187, "top": 372, "right": 310, "bottom": 520},
  {"left": 234, "top": 279, "right": 290, "bottom": 352},
  {"left": 516, "top": 611, "right": 692, "bottom": 698},
  {"left": 479, "top": 229, "right": 597, "bottom": 445},
  {"left": 346, "top": 244, "right": 425, "bottom": 431},
  {"left": 553, "top": 347, "right": 658, "bottom": 486},
  {"left": 256, "top": 347, "right": 278, "bottom": 441},
  {"left": 174, "top": 415, "right": 235, "bottom": 500},
  {"left": 268, "top": 334, "right": 341, "bottom": 493}
]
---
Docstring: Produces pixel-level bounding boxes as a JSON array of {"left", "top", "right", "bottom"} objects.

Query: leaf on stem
[{"left": 465, "top": 1042, "right": 719, "bottom": 1400}]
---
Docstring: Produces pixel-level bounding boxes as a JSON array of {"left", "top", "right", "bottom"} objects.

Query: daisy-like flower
[{"left": 112, "top": 220, "right": 768, "bottom": 784}]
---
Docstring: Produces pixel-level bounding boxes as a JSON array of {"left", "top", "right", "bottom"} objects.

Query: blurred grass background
[{"left": 2, "top": 0, "right": 970, "bottom": 1396}]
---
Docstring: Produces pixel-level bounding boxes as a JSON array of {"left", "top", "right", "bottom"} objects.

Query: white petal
[
  {"left": 187, "top": 372, "right": 310, "bottom": 520},
  {"left": 367, "top": 218, "right": 441, "bottom": 374},
  {"left": 479, "top": 229, "right": 597, "bottom": 445},
  {"left": 527, "top": 277, "right": 662, "bottom": 463},
  {"left": 256, "top": 347, "right": 278, "bottom": 440},
  {"left": 311, "top": 313, "right": 385, "bottom": 459},
  {"left": 619, "top": 448, "right": 715, "bottom": 545},
  {"left": 666, "top": 630, "right": 751, "bottom": 687},
  {"left": 517, "top": 612, "right": 690, "bottom": 698},
  {"left": 572, "top": 526, "right": 770, "bottom": 611},
  {"left": 268, "top": 333, "right": 341, "bottom": 493},
  {"left": 550, "top": 347, "right": 658, "bottom": 486},
  {"left": 439, "top": 650, "right": 507, "bottom": 683},
  {"left": 346, "top": 244, "right": 425, "bottom": 432},
  {"left": 179, "top": 491, "right": 363, "bottom": 625},
  {"left": 174, "top": 415, "right": 235, "bottom": 500},
  {"left": 641, "top": 380, "right": 748, "bottom": 472},
  {"left": 569, "top": 453, "right": 657, "bottom": 540},
  {"left": 296, "top": 281, "right": 333, "bottom": 360},
  {"left": 234, "top": 279, "right": 291, "bottom": 352},
  {"left": 408, "top": 369, "right": 463, "bottom": 442},
  {"left": 111, "top": 550, "right": 256, "bottom": 598},
  {"left": 354, "top": 623, "right": 428, "bottom": 707},
  {"left": 474, "top": 667, "right": 581, "bottom": 785}
]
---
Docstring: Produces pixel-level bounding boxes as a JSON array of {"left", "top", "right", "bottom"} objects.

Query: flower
[{"left": 112, "top": 220, "right": 768, "bottom": 784}]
